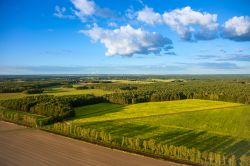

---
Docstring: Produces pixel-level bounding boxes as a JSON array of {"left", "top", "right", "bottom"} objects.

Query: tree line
[
  {"left": 47, "top": 123, "right": 250, "bottom": 166},
  {"left": 0, "top": 109, "right": 51, "bottom": 126},
  {"left": 0, "top": 81, "right": 62, "bottom": 93},
  {"left": 0, "top": 94, "right": 105, "bottom": 122}
]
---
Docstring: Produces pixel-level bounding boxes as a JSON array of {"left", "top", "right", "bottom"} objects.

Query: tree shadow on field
[
  {"left": 71, "top": 104, "right": 125, "bottom": 120},
  {"left": 150, "top": 129, "right": 250, "bottom": 157},
  {"left": 82, "top": 122, "right": 159, "bottom": 138}
]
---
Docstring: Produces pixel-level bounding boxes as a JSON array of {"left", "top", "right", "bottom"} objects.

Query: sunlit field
[
  {"left": 69, "top": 101, "right": 250, "bottom": 157},
  {"left": 70, "top": 99, "right": 242, "bottom": 123}
]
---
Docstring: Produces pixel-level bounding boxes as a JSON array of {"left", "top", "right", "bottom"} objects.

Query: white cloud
[
  {"left": 222, "top": 16, "right": 250, "bottom": 41},
  {"left": 137, "top": 7, "right": 162, "bottom": 25},
  {"left": 54, "top": 6, "right": 75, "bottom": 19},
  {"left": 162, "top": 6, "right": 218, "bottom": 40},
  {"left": 137, "top": 6, "right": 218, "bottom": 41},
  {"left": 71, "top": 0, "right": 96, "bottom": 21},
  {"left": 82, "top": 25, "right": 173, "bottom": 56}
]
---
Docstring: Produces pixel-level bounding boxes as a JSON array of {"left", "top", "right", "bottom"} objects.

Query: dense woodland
[{"left": 102, "top": 81, "right": 250, "bottom": 104}]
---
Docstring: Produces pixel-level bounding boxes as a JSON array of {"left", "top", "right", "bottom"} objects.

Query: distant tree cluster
[
  {"left": 0, "top": 87, "right": 25, "bottom": 93},
  {"left": 104, "top": 81, "right": 250, "bottom": 104},
  {"left": 75, "top": 85, "right": 94, "bottom": 90},
  {"left": 24, "top": 88, "right": 44, "bottom": 94},
  {"left": 0, "top": 81, "right": 63, "bottom": 93},
  {"left": 47, "top": 123, "right": 250, "bottom": 166},
  {"left": 119, "top": 86, "right": 138, "bottom": 91}
]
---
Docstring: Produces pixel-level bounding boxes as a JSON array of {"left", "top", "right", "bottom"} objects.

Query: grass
[
  {"left": 44, "top": 87, "right": 112, "bottom": 96},
  {"left": 108, "top": 79, "right": 154, "bottom": 84},
  {"left": 105, "top": 79, "right": 184, "bottom": 84},
  {"left": 67, "top": 99, "right": 250, "bottom": 157},
  {"left": 0, "top": 87, "right": 113, "bottom": 100},
  {"left": 74, "top": 103, "right": 122, "bottom": 119},
  {"left": 70, "top": 99, "right": 242, "bottom": 123},
  {"left": 0, "top": 93, "right": 28, "bottom": 100}
]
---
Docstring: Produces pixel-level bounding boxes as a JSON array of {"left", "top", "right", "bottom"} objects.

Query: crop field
[
  {"left": 0, "top": 87, "right": 113, "bottom": 100},
  {"left": 44, "top": 87, "right": 113, "bottom": 96},
  {"left": 70, "top": 99, "right": 242, "bottom": 123},
  {"left": 67, "top": 100, "right": 250, "bottom": 158},
  {"left": 0, "top": 93, "right": 27, "bottom": 100},
  {"left": 107, "top": 79, "right": 154, "bottom": 84},
  {"left": 103, "top": 79, "right": 184, "bottom": 84}
]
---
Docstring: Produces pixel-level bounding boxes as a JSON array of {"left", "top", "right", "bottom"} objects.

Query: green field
[
  {"left": 104, "top": 79, "right": 184, "bottom": 84},
  {"left": 0, "top": 87, "right": 112, "bottom": 100},
  {"left": 0, "top": 93, "right": 27, "bottom": 100},
  {"left": 44, "top": 87, "right": 112, "bottom": 96},
  {"left": 67, "top": 100, "right": 250, "bottom": 157},
  {"left": 70, "top": 99, "right": 242, "bottom": 123}
]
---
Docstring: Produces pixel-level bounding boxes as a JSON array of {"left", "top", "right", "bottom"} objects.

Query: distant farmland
[{"left": 0, "top": 87, "right": 113, "bottom": 100}]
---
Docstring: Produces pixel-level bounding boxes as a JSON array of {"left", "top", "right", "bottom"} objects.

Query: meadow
[
  {"left": 69, "top": 100, "right": 250, "bottom": 158},
  {"left": 104, "top": 78, "right": 184, "bottom": 84},
  {"left": 0, "top": 87, "right": 113, "bottom": 100},
  {"left": 70, "top": 99, "right": 242, "bottom": 123},
  {"left": 44, "top": 87, "right": 112, "bottom": 96}
]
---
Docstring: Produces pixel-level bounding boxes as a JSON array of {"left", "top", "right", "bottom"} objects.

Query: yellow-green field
[
  {"left": 0, "top": 93, "right": 30, "bottom": 100},
  {"left": 104, "top": 79, "right": 185, "bottom": 84},
  {"left": 70, "top": 99, "right": 242, "bottom": 123},
  {"left": 107, "top": 79, "right": 154, "bottom": 84},
  {"left": 44, "top": 87, "right": 112, "bottom": 96},
  {"left": 0, "top": 87, "right": 113, "bottom": 100},
  {"left": 69, "top": 99, "right": 250, "bottom": 157}
]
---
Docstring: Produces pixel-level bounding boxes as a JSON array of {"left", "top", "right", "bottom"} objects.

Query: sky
[{"left": 0, "top": 0, "right": 250, "bottom": 74}]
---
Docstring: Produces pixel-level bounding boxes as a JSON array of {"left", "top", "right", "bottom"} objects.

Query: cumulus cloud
[
  {"left": 82, "top": 25, "right": 173, "bottom": 56},
  {"left": 137, "top": 6, "right": 218, "bottom": 41},
  {"left": 222, "top": 16, "right": 250, "bottom": 41},
  {"left": 71, "top": 0, "right": 96, "bottom": 21},
  {"left": 162, "top": 6, "right": 218, "bottom": 41},
  {"left": 137, "top": 7, "right": 162, "bottom": 25},
  {"left": 54, "top": 6, "right": 75, "bottom": 19}
]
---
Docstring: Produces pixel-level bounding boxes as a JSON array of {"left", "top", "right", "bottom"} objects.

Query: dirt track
[{"left": 0, "top": 121, "right": 180, "bottom": 166}]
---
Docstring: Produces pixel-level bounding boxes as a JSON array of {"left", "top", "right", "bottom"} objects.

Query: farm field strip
[
  {"left": 70, "top": 99, "right": 243, "bottom": 124},
  {"left": 0, "top": 88, "right": 113, "bottom": 100},
  {"left": 74, "top": 104, "right": 245, "bottom": 125},
  {"left": 75, "top": 105, "right": 250, "bottom": 157},
  {"left": 64, "top": 99, "right": 250, "bottom": 158},
  {"left": 79, "top": 105, "right": 250, "bottom": 139}
]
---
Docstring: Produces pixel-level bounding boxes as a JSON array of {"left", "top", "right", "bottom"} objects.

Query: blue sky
[{"left": 0, "top": 0, "right": 250, "bottom": 74}]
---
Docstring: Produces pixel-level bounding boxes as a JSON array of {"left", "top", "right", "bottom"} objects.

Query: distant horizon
[{"left": 1, "top": 65, "right": 250, "bottom": 75}]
